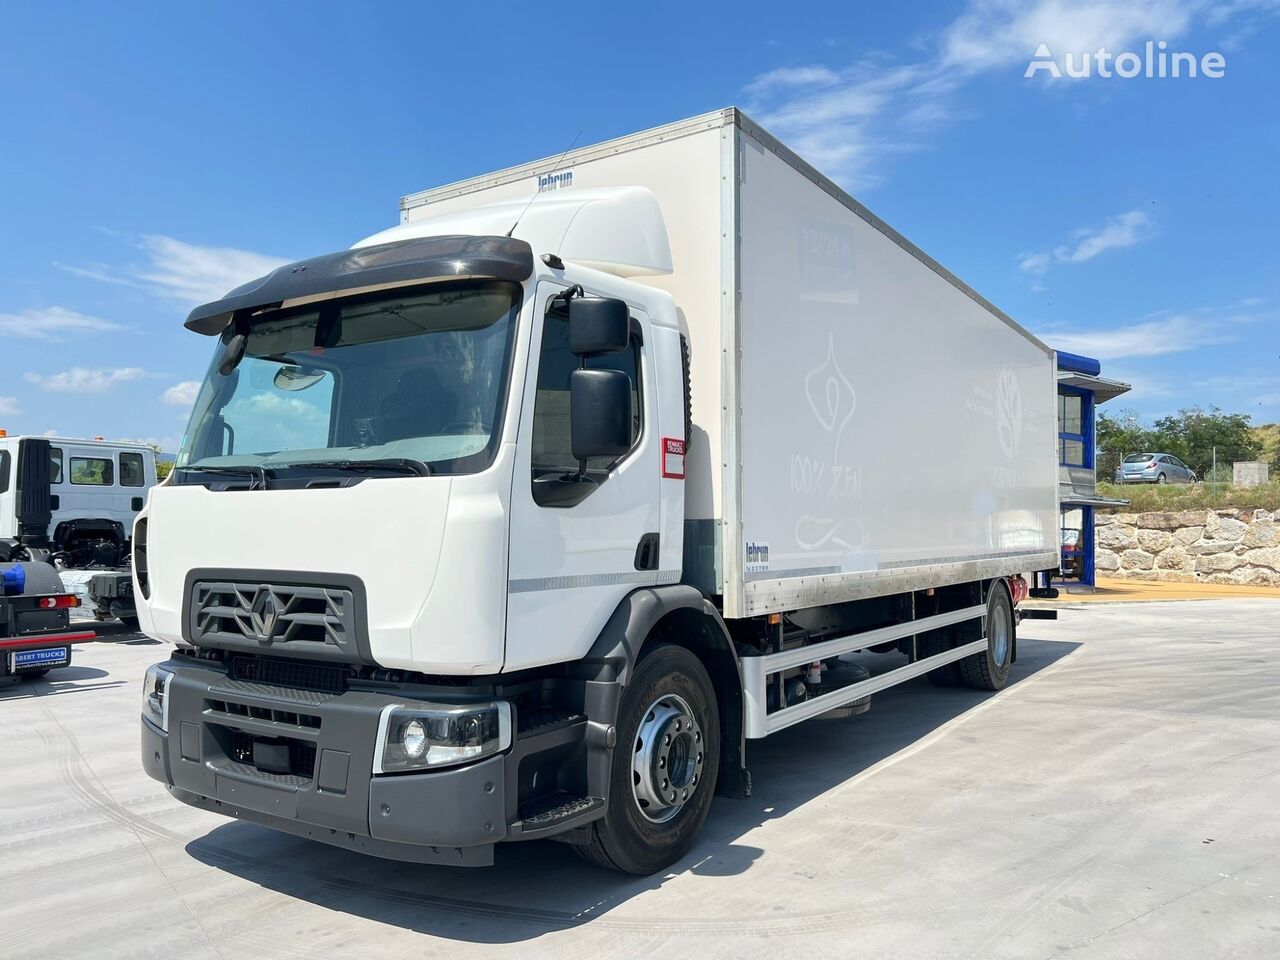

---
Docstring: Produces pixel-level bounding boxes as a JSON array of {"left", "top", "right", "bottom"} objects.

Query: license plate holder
[{"left": 12, "top": 646, "right": 71, "bottom": 671}]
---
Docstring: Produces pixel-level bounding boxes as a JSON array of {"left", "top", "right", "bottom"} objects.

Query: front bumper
[{"left": 141, "top": 658, "right": 516, "bottom": 865}]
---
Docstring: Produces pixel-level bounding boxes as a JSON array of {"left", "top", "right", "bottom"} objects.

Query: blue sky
[{"left": 2, "top": 1, "right": 1277, "bottom": 451}]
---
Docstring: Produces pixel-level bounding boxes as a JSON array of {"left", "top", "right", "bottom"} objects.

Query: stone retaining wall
[{"left": 1096, "top": 508, "right": 1280, "bottom": 586}]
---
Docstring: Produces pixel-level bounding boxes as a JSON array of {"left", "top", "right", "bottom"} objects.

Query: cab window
[
  {"left": 50, "top": 447, "right": 63, "bottom": 484},
  {"left": 70, "top": 456, "right": 114, "bottom": 486},
  {"left": 120, "top": 452, "right": 145, "bottom": 487}
]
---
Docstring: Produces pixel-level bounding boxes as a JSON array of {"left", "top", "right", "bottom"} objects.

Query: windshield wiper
[
  {"left": 177, "top": 464, "right": 270, "bottom": 489},
  {"left": 276, "top": 458, "right": 433, "bottom": 477}
]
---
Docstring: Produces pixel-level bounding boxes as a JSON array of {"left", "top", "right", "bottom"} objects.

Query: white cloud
[
  {"left": 0, "top": 306, "right": 124, "bottom": 340},
  {"left": 133, "top": 235, "right": 290, "bottom": 304},
  {"left": 163, "top": 380, "right": 202, "bottom": 407},
  {"left": 745, "top": 61, "right": 939, "bottom": 187},
  {"left": 65, "top": 234, "right": 290, "bottom": 306},
  {"left": 1059, "top": 210, "right": 1154, "bottom": 263},
  {"left": 743, "top": 66, "right": 841, "bottom": 97},
  {"left": 743, "top": 0, "right": 1264, "bottom": 187},
  {"left": 1036, "top": 313, "right": 1232, "bottom": 360},
  {"left": 1017, "top": 251, "right": 1054, "bottom": 275},
  {"left": 0, "top": 397, "right": 21, "bottom": 416},
  {"left": 1018, "top": 209, "right": 1155, "bottom": 278},
  {"left": 24, "top": 367, "right": 148, "bottom": 394},
  {"left": 942, "top": 0, "right": 1195, "bottom": 73}
]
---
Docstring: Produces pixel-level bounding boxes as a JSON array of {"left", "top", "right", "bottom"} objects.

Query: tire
[
  {"left": 120, "top": 615, "right": 140, "bottom": 629},
  {"left": 577, "top": 643, "right": 720, "bottom": 875},
  {"left": 920, "top": 631, "right": 963, "bottom": 686},
  {"left": 960, "top": 583, "right": 1014, "bottom": 691},
  {"left": 1156, "top": 473, "right": 1167, "bottom": 484}
]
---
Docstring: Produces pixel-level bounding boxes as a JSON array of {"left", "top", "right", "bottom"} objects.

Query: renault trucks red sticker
[{"left": 661, "top": 437, "right": 685, "bottom": 479}]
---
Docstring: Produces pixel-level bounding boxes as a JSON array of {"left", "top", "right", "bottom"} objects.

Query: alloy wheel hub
[{"left": 631, "top": 693, "right": 704, "bottom": 823}]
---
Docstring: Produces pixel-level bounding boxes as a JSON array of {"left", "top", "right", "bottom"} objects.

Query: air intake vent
[{"left": 228, "top": 655, "right": 347, "bottom": 694}]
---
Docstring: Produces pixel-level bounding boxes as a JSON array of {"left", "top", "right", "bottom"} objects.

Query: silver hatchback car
[{"left": 1115, "top": 452, "right": 1198, "bottom": 484}]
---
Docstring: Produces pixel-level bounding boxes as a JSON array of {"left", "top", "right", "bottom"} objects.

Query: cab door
[{"left": 505, "top": 281, "right": 662, "bottom": 672}]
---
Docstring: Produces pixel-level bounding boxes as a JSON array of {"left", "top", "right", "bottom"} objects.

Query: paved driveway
[{"left": 2, "top": 600, "right": 1277, "bottom": 958}]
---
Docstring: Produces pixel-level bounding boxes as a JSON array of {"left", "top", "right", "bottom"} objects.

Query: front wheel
[
  {"left": 578, "top": 643, "right": 720, "bottom": 874},
  {"left": 960, "top": 583, "right": 1014, "bottom": 691}
]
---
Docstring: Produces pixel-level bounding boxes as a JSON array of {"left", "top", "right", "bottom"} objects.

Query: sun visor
[{"left": 184, "top": 235, "right": 534, "bottom": 335}]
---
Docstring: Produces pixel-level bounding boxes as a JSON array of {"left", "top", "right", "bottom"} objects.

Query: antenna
[{"left": 506, "top": 130, "right": 582, "bottom": 238}]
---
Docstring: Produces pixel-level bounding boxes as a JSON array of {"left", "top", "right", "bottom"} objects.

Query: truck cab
[
  {"left": 138, "top": 197, "right": 702, "bottom": 871},
  {"left": 0, "top": 434, "right": 157, "bottom": 568}
]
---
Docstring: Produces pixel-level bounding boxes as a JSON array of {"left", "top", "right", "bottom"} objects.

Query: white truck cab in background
[
  {"left": 0, "top": 434, "right": 156, "bottom": 568},
  {"left": 137, "top": 109, "right": 1059, "bottom": 875}
]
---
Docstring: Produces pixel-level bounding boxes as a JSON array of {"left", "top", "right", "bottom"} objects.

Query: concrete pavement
[{"left": 2, "top": 600, "right": 1278, "bottom": 959}]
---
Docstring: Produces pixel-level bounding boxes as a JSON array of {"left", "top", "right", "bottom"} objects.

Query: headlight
[
  {"left": 142, "top": 663, "right": 173, "bottom": 732},
  {"left": 373, "top": 701, "right": 512, "bottom": 773}
]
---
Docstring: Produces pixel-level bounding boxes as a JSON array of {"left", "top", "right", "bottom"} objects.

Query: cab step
[{"left": 510, "top": 793, "right": 605, "bottom": 840}]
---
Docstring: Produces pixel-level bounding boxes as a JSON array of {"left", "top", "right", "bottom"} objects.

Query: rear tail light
[{"left": 38, "top": 595, "right": 80, "bottom": 609}]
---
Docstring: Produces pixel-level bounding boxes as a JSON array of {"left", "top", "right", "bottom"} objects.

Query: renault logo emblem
[{"left": 250, "top": 589, "right": 281, "bottom": 641}]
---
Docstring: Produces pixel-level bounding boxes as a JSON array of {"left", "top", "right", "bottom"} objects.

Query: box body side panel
[{"left": 729, "top": 129, "right": 1058, "bottom": 616}]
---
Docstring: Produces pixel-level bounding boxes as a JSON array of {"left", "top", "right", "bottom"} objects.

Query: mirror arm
[{"left": 551, "top": 284, "right": 585, "bottom": 311}]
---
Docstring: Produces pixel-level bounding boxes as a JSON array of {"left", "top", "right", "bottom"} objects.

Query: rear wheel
[
  {"left": 922, "top": 630, "right": 963, "bottom": 686},
  {"left": 1156, "top": 473, "right": 1167, "bottom": 484},
  {"left": 960, "top": 583, "right": 1014, "bottom": 691},
  {"left": 577, "top": 643, "right": 720, "bottom": 875}
]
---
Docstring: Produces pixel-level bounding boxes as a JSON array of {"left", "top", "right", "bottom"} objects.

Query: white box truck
[{"left": 138, "top": 108, "right": 1059, "bottom": 874}]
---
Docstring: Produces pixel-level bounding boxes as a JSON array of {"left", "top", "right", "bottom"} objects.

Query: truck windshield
[{"left": 176, "top": 280, "right": 521, "bottom": 478}]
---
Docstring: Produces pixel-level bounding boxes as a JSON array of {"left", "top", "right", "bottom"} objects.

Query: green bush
[{"left": 1097, "top": 480, "right": 1280, "bottom": 513}]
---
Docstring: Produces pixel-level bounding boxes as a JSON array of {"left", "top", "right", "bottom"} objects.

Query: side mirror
[
  {"left": 217, "top": 333, "right": 248, "bottom": 376},
  {"left": 570, "top": 369, "right": 632, "bottom": 461},
  {"left": 569, "top": 298, "right": 629, "bottom": 357}
]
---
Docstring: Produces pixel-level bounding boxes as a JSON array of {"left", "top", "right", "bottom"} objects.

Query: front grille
[
  {"left": 229, "top": 654, "right": 347, "bottom": 694},
  {"left": 206, "top": 697, "right": 322, "bottom": 730},
  {"left": 191, "top": 580, "right": 355, "bottom": 653}
]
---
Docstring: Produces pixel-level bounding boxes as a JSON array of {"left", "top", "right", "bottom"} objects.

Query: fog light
[{"left": 374, "top": 701, "right": 512, "bottom": 773}]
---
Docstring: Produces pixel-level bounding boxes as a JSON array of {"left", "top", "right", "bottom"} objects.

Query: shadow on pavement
[
  {"left": 0, "top": 665, "right": 126, "bottom": 699},
  {"left": 185, "top": 634, "right": 1082, "bottom": 942}
]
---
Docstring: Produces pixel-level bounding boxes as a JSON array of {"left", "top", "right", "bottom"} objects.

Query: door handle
[{"left": 634, "top": 533, "right": 660, "bottom": 571}]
